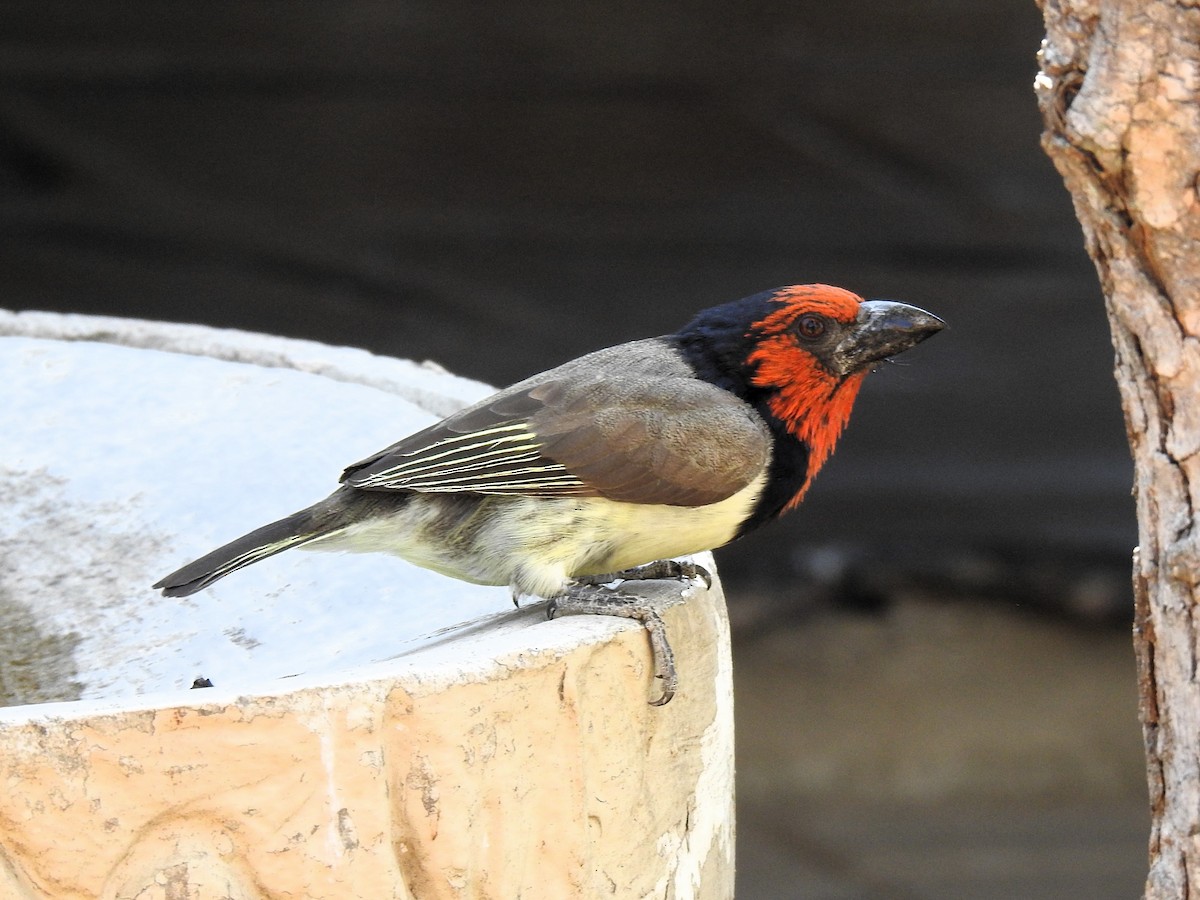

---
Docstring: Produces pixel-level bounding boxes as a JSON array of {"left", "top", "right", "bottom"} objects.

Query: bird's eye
[{"left": 796, "top": 314, "right": 827, "bottom": 340}]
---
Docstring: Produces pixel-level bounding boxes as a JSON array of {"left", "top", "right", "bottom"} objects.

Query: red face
[{"left": 745, "top": 284, "right": 869, "bottom": 510}]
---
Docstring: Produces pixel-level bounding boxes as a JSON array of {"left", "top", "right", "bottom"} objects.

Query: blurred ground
[{"left": 733, "top": 597, "right": 1148, "bottom": 898}]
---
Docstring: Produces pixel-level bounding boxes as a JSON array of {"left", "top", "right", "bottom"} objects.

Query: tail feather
[{"left": 154, "top": 510, "right": 325, "bottom": 597}]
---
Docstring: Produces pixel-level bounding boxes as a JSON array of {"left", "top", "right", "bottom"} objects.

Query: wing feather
[{"left": 341, "top": 339, "right": 771, "bottom": 507}]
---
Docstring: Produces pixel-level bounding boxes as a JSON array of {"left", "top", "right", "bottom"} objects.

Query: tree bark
[{"left": 1037, "top": 1, "right": 1200, "bottom": 896}]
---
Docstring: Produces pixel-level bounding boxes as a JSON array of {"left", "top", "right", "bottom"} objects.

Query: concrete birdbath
[{"left": 0, "top": 311, "right": 734, "bottom": 899}]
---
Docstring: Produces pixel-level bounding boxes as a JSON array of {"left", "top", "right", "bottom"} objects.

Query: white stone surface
[{"left": 0, "top": 315, "right": 512, "bottom": 703}]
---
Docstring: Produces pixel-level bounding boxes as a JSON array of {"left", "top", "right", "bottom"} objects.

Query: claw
[
  {"left": 640, "top": 608, "right": 677, "bottom": 706},
  {"left": 576, "top": 559, "right": 712, "bottom": 591},
  {"left": 677, "top": 561, "right": 713, "bottom": 590},
  {"left": 551, "top": 583, "right": 680, "bottom": 706}
]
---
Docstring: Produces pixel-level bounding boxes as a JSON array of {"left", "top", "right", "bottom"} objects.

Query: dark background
[{"left": 2, "top": 2, "right": 1146, "bottom": 895}]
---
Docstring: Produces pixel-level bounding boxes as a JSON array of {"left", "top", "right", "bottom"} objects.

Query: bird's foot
[
  {"left": 548, "top": 582, "right": 689, "bottom": 706},
  {"left": 573, "top": 558, "right": 713, "bottom": 591}
]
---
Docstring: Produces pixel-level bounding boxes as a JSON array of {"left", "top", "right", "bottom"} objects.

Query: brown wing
[{"left": 340, "top": 339, "right": 771, "bottom": 507}]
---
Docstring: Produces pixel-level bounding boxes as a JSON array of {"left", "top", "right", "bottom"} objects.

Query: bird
[{"left": 155, "top": 284, "right": 943, "bottom": 704}]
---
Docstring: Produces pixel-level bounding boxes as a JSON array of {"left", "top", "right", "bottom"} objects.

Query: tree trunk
[{"left": 1037, "top": 1, "right": 1200, "bottom": 895}]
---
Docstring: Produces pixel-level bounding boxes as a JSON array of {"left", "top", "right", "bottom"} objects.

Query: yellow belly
[{"left": 309, "top": 472, "right": 766, "bottom": 599}]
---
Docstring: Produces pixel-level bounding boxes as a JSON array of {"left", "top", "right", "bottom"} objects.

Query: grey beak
[{"left": 835, "top": 300, "right": 944, "bottom": 375}]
